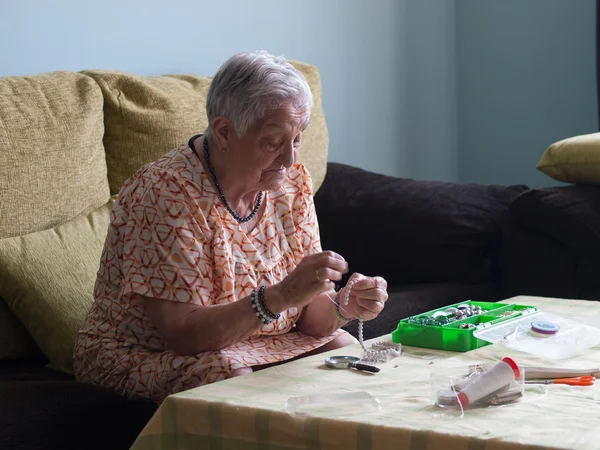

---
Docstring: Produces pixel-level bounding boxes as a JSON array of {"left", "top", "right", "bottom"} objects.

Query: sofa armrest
[
  {"left": 499, "top": 220, "right": 578, "bottom": 299},
  {"left": 506, "top": 185, "right": 600, "bottom": 299},
  {"left": 509, "top": 185, "right": 600, "bottom": 252},
  {"left": 314, "top": 163, "right": 527, "bottom": 286}
]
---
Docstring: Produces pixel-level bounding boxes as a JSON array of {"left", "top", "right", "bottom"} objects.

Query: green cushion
[{"left": 0, "top": 198, "right": 114, "bottom": 374}]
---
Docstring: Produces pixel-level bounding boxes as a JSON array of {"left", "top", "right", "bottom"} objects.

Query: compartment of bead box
[{"left": 391, "top": 301, "right": 537, "bottom": 352}]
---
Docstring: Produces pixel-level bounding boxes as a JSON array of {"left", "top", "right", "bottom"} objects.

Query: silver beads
[
  {"left": 346, "top": 277, "right": 402, "bottom": 365},
  {"left": 406, "top": 303, "right": 486, "bottom": 331},
  {"left": 450, "top": 304, "right": 482, "bottom": 319},
  {"left": 361, "top": 341, "right": 402, "bottom": 364},
  {"left": 432, "top": 311, "right": 452, "bottom": 319},
  {"left": 343, "top": 279, "right": 369, "bottom": 355}
]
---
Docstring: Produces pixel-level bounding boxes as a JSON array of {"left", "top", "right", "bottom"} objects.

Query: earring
[{"left": 221, "top": 147, "right": 228, "bottom": 153}]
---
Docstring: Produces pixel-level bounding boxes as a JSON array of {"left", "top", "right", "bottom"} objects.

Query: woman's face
[{"left": 225, "top": 102, "right": 310, "bottom": 192}]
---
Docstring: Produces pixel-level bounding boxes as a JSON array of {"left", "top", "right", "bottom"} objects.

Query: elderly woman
[{"left": 74, "top": 51, "right": 389, "bottom": 403}]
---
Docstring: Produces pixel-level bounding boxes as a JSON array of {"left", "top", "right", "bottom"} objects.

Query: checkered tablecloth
[{"left": 131, "top": 296, "right": 600, "bottom": 450}]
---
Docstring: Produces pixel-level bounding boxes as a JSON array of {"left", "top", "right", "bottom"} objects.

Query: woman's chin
[
  {"left": 261, "top": 172, "right": 287, "bottom": 191},
  {"left": 264, "top": 179, "right": 285, "bottom": 191}
]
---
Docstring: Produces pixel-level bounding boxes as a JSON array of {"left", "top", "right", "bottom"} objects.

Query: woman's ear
[{"left": 212, "top": 116, "right": 231, "bottom": 149}]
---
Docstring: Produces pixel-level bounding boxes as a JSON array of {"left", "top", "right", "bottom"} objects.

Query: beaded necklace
[
  {"left": 203, "top": 137, "right": 263, "bottom": 223},
  {"left": 188, "top": 135, "right": 263, "bottom": 223}
]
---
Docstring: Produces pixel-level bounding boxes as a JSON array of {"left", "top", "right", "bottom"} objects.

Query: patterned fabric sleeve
[{"left": 120, "top": 170, "right": 214, "bottom": 306}]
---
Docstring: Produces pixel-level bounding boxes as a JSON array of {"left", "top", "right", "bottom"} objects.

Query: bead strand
[
  {"left": 341, "top": 279, "right": 367, "bottom": 353},
  {"left": 342, "top": 278, "right": 402, "bottom": 364}
]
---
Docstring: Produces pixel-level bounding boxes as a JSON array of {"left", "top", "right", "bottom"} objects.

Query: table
[{"left": 130, "top": 296, "right": 600, "bottom": 450}]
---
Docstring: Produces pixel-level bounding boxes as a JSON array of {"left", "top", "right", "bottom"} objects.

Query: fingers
[
  {"left": 350, "top": 286, "right": 388, "bottom": 301},
  {"left": 321, "top": 250, "right": 345, "bottom": 262},
  {"left": 347, "top": 272, "right": 366, "bottom": 284},
  {"left": 309, "top": 252, "right": 348, "bottom": 286},
  {"left": 316, "top": 267, "right": 345, "bottom": 282},
  {"left": 349, "top": 275, "right": 388, "bottom": 302},
  {"left": 320, "top": 251, "right": 349, "bottom": 273},
  {"left": 311, "top": 251, "right": 348, "bottom": 273},
  {"left": 283, "top": 252, "right": 349, "bottom": 308},
  {"left": 353, "top": 299, "right": 384, "bottom": 321},
  {"left": 352, "top": 276, "right": 388, "bottom": 291},
  {"left": 346, "top": 274, "right": 388, "bottom": 321},
  {"left": 356, "top": 297, "right": 386, "bottom": 314}
]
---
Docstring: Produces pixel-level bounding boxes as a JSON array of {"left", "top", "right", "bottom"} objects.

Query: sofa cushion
[
  {"left": 0, "top": 71, "right": 110, "bottom": 362},
  {"left": 537, "top": 132, "right": 600, "bottom": 184},
  {"left": 84, "top": 60, "right": 328, "bottom": 195},
  {"left": 0, "top": 71, "right": 110, "bottom": 238},
  {"left": 315, "top": 163, "right": 528, "bottom": 285},
  {"left": 0, "top": 198, "right": 114, "bottom": 374}
]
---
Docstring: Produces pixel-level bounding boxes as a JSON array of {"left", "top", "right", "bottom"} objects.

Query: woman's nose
[{"left": 280, "top": 142, "right": 296, "bottom": 168}]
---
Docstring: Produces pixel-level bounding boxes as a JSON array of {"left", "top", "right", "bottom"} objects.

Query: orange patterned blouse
[{"left": 73, "top": 141, "right": 343, "bottom": 402}]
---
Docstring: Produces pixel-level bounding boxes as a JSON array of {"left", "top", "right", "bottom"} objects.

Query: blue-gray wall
[
  {"left": 456, "top": 0, "right": 597, "bottom": 187},
  {"left": 1, "top": 1, "right": 597, "bottom": 186},
  {"left": 405, "top": 0, "right": 457, "bottom": 182}
]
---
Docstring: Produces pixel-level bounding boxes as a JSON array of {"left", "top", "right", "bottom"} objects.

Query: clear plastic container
[
  {"left": 474, "top": 312, "right": 600, "bottom": 360},
  {"left": 284, "top": 391, "right": 381, "bottom": 418},
  {"left": 430, "top": 360, "right": 525, "bottom": 409}
]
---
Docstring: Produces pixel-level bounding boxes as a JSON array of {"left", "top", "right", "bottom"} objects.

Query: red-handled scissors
[{"left": 525, "top": 376, "right": 595, "bottom": 386}]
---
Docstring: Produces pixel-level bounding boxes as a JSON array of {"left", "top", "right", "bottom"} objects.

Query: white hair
[{"left": 205, "top": 50, "right": 313, "bottom": 142}]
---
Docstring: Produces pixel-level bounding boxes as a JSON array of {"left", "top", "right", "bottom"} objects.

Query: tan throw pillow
[
  {"left": 84, "top": 60, "right": 328, "bottom": 195},
  {"left": 537, "top": 133, "right": 600, "bottom": 184},
  {"left": 0, "top": 71, "right": 110, "bottom": 238},
  {"left": 0, "top": 198, "right": 114, "bottom": 374}
]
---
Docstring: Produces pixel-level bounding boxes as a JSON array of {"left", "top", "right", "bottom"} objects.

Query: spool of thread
[
  {"left": 457, "top": 357, "right": 520, "bottom": 407},
  {"left": 531, "top": 321, "right": 560, "bottom": 335}
]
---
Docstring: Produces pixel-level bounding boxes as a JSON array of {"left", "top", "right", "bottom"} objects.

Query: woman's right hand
[{"left": 269, "top": 251, "right": 349, "bottom": 310}]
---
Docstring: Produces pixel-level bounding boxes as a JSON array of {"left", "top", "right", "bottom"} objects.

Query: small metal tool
[{"left": 324, "top": 356, "right": 380, "bottom": 373}]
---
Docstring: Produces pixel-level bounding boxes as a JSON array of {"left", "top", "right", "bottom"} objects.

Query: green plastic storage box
[{"left": 391, "top": 300, "right": 537, "bottom": 352}]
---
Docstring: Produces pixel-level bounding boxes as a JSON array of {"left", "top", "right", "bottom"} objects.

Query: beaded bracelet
[
  {"left": 250, "top": 289, "right": 272, "bottom": 324},
  {"left": 257, "top": 285, "right": 280, "bottom": 321}
]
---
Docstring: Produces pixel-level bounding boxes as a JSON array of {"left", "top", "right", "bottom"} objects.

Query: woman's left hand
[{"left": 339, "top": 273, "right": 389, "bottom": 321}]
